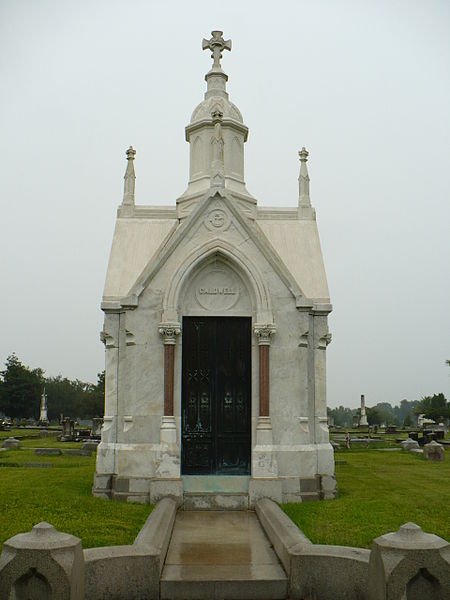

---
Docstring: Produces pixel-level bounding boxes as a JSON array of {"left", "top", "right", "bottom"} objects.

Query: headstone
[
  {"left": 422, "top": 430, "right": 436, "bottom": 445},
  {"left": 2, "top": 437, "right": 20, "bottom": 449},
  {"left": 368, "top": 522, "right": 450, "bottom": 600},
  {"left": 352, "top": 415, "right": 359, "bottom": 428},
  {"left": 400, "top": 438, "right": 420, "bottom": 451},
  {"left": 91, "top": 417, "right": 103, "bottom": 437},
  {"left": 82, "top": 441, "right": 98, "bottom": 452},
  {"left": 408, "top": 431, "right": 419, "bottom": 441},
  {"left": 39, "top": 388, "right": 49, "bottom": 425},
  {"left": 64, "top": 448, "right": 91, "bottom": 456},
  {"left": 35, "top": 448, "right": 62, "bottom": 456},
  {"left": 359, "top": 394, "right": 368, "bottom": 426},
  {"left": 60, "top": 418, "right": 75, "bottom": 441},
  {"left": 423, "top": 440, "right": 445, "bottom": 462},
  {"left": 0, "top": 522, "right": 85, "bottom": 599}
]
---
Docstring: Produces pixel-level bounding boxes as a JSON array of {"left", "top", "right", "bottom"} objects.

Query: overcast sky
[{"left": 1, "top": 0, "right": 449, "bottom": 408}]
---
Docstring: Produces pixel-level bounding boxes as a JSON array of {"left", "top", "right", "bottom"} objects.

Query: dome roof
[{"left": 190, "top": 96, "right": 243, "bottom": 124}]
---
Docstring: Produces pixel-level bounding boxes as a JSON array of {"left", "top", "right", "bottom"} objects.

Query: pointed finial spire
[
  {"left": 298, "top": 147, "right": 315, "bottom": 219},
  {"left": 298, "top": 147, "right": 310, "bottom": 205},
  {"left": 123, "top": 146, "right": 136, "bottom": 206}
]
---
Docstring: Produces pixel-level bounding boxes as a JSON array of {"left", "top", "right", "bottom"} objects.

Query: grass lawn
[
  {"left": 283, "top": 448, "right": 450, "bottom": 548},
  {"left": 0, "top": 429, "right": 152, "bottom": 552}
]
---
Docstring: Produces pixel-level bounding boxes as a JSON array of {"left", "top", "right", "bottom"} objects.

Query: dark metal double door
[{"left": 181, "top": 317, "right": 251, "bottom": 475}]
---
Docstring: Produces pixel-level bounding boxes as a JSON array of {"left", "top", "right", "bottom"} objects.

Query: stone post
[
  {"left": 0, "top": 522, "right": 85, "bottom": 600},
  {"left": 368, "top": 522, "right": 450, "bottom": 600}
]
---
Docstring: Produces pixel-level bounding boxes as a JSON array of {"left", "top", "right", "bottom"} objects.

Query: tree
[
  {"left": 414, "top": 393, "right": 450, "bottom": 422},
  {"left": 0, "top": 354, "right": 43, "bottom": 418},
  {"left": 366, "top": 406, "right": 381, "bottom": 426}
]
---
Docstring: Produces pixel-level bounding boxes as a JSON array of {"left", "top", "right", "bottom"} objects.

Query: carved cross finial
[{"left": 202, "top": 31, "right": 231, "bottom": 70}]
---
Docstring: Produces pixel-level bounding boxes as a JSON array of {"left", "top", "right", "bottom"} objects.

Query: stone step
[
  {"left": 182, "top": 475, "right": 249, "bottom": 493},
  {"left": 160, "top": 564, "right": 287, "bottom": 599},
  {"left": 182, "top": 492, "right": 249, "bottom": 510}
]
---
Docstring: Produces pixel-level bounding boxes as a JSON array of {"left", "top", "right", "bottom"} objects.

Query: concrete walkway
[{"left": 160, "top": 511, "right": 287, "bottom": 599}]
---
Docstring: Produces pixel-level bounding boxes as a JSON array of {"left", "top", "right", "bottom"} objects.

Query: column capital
[
  {"left": 253, "top": 323, "right": 276, "bottom": 345},
  {"left": 158, "top": 322, "right": 181, "bottom": 345}
]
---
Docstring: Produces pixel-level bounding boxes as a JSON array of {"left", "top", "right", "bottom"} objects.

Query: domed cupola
[{"left": 177, "top": 31, "right": 255, "bottom": 219}]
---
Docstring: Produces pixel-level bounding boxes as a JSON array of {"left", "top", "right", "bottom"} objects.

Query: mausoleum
[{"left": 93, "top": 31, "right": 337, "bottom": 506}]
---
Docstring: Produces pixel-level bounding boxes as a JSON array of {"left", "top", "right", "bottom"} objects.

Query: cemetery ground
[
  {"left": 0, "top": 428, "right": 152, "bottom": 551},
  {"left": 1, "top": 428, "right": 449, "bottom": 553}
]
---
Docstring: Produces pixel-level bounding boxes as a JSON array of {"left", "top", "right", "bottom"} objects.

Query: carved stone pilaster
[
  {"left": 158, "top": 323, "right": 181, "bottom": 345},
  {"left": 253, "top": 323, "right": 276, "bottom": 346}
]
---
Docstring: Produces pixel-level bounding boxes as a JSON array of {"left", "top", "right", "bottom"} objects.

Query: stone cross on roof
[{"left": 202, "top": 31, "right": 231, "bottom": 70}]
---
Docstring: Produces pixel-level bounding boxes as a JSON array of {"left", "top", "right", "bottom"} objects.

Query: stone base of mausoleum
[{"left": 92, "top": 473, "right": 337, "bottom": 506}]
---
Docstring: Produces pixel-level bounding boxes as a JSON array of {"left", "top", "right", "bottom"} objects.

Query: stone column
[
  {"left": 254, "top": 324, "right": 276, "bottom": 418},
  {"left": 158, "top": 323, "right": 181, "bottom": 445},
  {"left": 251, "top": 324, "right": 278, "bottom": 480}
]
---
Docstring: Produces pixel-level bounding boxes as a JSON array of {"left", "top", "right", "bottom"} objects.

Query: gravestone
[
  {"left": 60, "top": 418, "right": 75, "bottom": 441},
  {"left": 91, "top": 418, "right": 103, "bottom": 438},
  {"left": 423, "top": 440, "right": 445, "bottom": 462},
  {"left": 82, "top": 441, "right": 98, "bottom": 452},
  {"left": 94, "top": 31, "right": 337, "bottom": 506},
  {"left": 39, "top": 388, "right": 49, "bottom": 425},
  {"left": 359, "top": 394, "right": 368, "bottom": 426},
  {"left": 2, "top": 437, "right": 20, "bottom": 448},
  {"left": 401, "top": 438, "right": 420, "bottom": 451}
]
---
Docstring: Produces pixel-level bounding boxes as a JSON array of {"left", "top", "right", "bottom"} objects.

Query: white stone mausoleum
[{"left": 93, "top": 31, "right": 337, "bottom": 506}]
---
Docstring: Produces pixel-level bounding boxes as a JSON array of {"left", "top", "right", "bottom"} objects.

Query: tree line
[
  {"left": 0, "top": 354, "right": 104, "bottom": 421},
  {"left": 328, "top": 395, "right": 450, "bottom": 428}
]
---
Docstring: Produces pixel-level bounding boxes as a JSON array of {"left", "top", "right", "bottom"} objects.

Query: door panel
[{"left": 181, "top": 317, "right": 251, "bottom": 475}]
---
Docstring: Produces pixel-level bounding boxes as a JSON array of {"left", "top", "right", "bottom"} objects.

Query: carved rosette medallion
[
  {"left": 158, "top": 323, "right": 181, "bottom": 345},
  {"left": 204, "top": 208, "right": 230, "bottom": 231},
  {"left": 253, "top": 323, "right": 276, "bottom": 346}
]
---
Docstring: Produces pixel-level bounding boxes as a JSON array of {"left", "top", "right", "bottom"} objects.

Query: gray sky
[{"left": 1, "top": 0, "right": 449, "bottom": 408}]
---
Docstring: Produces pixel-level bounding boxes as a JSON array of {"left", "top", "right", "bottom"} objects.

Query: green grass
[
  {"left": 283, "top": 449, "right": 450, "bottom": 548},
  {"left": 0, "top": 434, "right": 152, "bottom": 552}
]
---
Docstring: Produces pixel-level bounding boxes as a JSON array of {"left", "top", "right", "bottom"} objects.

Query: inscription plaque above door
[
  {"left": 182, "top": 259, "right": 251, "bottom": 315},
  {"left": 195, "top": 268, "right": 240, "bottom": 310}
]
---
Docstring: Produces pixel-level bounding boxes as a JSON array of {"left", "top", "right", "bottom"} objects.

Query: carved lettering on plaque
[{"left": 195, "top": 268, "right": 240, "bottom": 310}]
